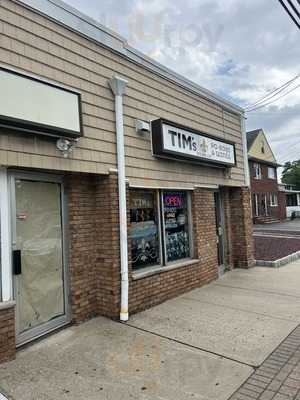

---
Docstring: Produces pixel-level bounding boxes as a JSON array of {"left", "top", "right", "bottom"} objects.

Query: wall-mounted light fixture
[
  {"left": 135, "top": 120, "right": 150, "bottom": 135},
  {"left": 56, "top": 138, "right": 79, "bottom": 158}
]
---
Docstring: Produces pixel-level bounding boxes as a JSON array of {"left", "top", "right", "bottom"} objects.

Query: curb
[{"left": 255, "top": 249, "right": 300, "bottom": 268}]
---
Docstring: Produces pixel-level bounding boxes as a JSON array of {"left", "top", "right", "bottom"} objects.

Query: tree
[{"left": 282, "top": 160, "right": 300, "bottom": 189}]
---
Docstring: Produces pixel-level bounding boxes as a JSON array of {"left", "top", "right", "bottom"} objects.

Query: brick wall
[
  {"left": 0, "top": 303, "right": 16, "bottom": 363},
  {"left": 128, "top": 188, "right": 219, "bottom": 314},
  {"left": 278, "top": 191, "right": 287, "bottom": 220},
  {"left": 66, "top": 172, "right": 121, "bottom": 323},
  {"left": 95, "top": 173, "right": 120, "bottom": 319},
  {"left": 229, "top": 187, "right": 255, "bottom": 268},
  {"left": 249, "top": 161, "right": 285, "bottom": 221},
  {"left": 249, "top": 161, "right": 279, "bottom": 191},
  {"left": 66, "top": 174, "right": 98, "bottom": 324}
]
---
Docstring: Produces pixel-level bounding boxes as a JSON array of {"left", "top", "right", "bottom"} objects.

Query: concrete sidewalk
[
  {"left": 129, "top": 262, "right": 300, "bottom": 367},
  {"left": 1, "top": 261, "right": 300, "bottom": 400},
  {"left": 230, "top": 325, "right": 300, "bottom": 400},
  {"left": 254, "top": 220, "right": 300, "bottom": 232}
]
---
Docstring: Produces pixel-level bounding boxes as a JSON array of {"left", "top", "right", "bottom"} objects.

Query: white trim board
[{"left": 0, "top": 168, "right": 12, "bottom": 302}]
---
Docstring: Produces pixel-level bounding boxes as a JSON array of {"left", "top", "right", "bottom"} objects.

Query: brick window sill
[
  {"left": 132, "top": 259, "right": 200, "bottom": 281},
  {"left": 0, "top": 301, "right": 16, "bottom": 311}
]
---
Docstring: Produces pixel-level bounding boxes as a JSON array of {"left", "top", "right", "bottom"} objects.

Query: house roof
[
  {"left": 246, "top": 129, "right": 261, "bottom": 151},
  {"left": 246, "top": 128, "right": 280, "bottom": 165}
]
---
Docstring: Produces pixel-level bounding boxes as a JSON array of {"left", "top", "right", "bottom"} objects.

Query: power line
[
  {"left": 279, "top": 144, "right": 300, "bottom": 163},
  {"left": 279, "top": 140, "right": 300, "bottom": 159},
  {"left": 244, "top": 74, "right": 300, "bottom": 110},
  {"left": 249, "top": 111, "right": 299, "bottom": 114},
  {"left": 287, "top": 0, "right": 300, "bottom": 18},
  {"left": 278, "top": 0, "right": 300, "bottom": 29},
  {"left": 280, "top": 155, "right": 300, "bottom": 165},
  {"left": 246, "top": 83, "right": 300, "bottom": 112}
]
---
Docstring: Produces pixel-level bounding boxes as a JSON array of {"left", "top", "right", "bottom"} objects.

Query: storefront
[{"left": 0, "top": 0, "right": 254, "bottom": 363}]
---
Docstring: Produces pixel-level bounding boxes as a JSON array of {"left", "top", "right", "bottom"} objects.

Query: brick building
[
  {"left": 0, "top": 0, "right": 254, "bottom": 364},
  {"left": 247, "top": 129, "right": 286, "bottom": 223}
]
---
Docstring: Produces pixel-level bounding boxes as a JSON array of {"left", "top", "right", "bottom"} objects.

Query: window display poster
[
  {"left": 163, "top": 192, "right": 190, "bottom": 262},
  {"left": 130, "top": 191, "right": 160, "bottom": 270}
]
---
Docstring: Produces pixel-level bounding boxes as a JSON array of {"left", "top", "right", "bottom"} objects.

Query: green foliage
[{"left": 282, "top": 160, "right": 300, "bottom": 189}]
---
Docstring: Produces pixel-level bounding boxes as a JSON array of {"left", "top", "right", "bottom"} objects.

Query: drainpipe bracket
[{"left": 109, "top": 75, "right": 128, "bottom": 97}]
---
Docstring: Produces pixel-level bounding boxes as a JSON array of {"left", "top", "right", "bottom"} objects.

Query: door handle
[{"left": 13, "top": 250, "right": 22, "bottom": 275}]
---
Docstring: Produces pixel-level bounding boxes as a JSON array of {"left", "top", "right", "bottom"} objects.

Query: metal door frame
[
  {"left": 9, "top": 170, "right": 71, "bottom": 346},
  {"left": 214, "top": 190, "right": 226, "bottom": 274}
]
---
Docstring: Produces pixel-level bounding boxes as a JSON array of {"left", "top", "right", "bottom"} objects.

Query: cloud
[{"left": 65, "top": 0, "right": 300, "bottom": 165}]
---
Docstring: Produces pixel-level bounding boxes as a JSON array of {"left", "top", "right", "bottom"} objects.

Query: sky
[{"left": 65, "top": 0, "right": 299, "bottom": 171}]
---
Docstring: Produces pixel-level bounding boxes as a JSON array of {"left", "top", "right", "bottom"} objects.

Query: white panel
[
  {"left": 162, "top": 123, "right": 235, "bottom": 166},
  {"left": 0, "top": 168, "right": 12, "bottom": 302},
  {"left": 0, "top": 69, "right": 81, "bottom": 134}
]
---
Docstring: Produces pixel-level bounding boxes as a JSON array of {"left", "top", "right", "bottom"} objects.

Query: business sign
[
  {"left": 151, "top": 119, "right": 236, "bottom": 167},
  {"left": 0, "top": 68, "right": 82, "bottom": 138}
]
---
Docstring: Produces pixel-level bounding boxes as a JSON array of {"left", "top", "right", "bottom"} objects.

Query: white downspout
[
  {"left": 241, "top": 114, "right": 250, "bottom": 187},
  {"left": 0, "top": 167, "right": 12, "bottom": 302},
  {"left": 109, "top": 76, "right": 129, "bottom": 322}
]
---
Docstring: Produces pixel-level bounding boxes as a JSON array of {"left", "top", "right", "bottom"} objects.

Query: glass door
[{"left": 11, "top": 173, "right": 69, "bottom": 346}]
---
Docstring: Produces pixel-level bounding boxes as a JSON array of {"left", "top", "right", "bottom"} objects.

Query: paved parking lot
[
  {"left": 254, "top": 220, "right": 300, "bottom": 261},
  {"left": 1, "top": 261, "right": 300, "bottom": 400}
]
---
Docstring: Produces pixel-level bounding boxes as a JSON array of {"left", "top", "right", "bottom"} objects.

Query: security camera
[
  {"left": 56, "top": 138, "right": 78, "bottom": 158},
  {"left": 56, "top": 138, "right": 71, "bottom": 152}
]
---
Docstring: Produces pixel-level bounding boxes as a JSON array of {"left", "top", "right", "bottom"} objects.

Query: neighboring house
[
  {"left": 247, "top": 129, "right": 286, "bottom": 223},
  {"left": 279, "top": 184, "right": 300, "bottom": 218}
]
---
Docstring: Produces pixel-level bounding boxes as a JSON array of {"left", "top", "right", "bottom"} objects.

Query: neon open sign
[{"left": 164, "top": 195, "right": 183, "bottom": 208}]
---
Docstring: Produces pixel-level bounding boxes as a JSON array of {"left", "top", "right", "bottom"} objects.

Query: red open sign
[{"left": 164, "top": 195, "right": 183, "bottom": 208}]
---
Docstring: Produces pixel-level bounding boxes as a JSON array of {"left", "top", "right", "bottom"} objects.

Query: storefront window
[
  {"left": 162, "top": 191, "right": 191, "bottom": 263},
  {"left": 130, "top": 190, "right": 160, "bottom": 270},
  {"left": 130, "top": 189, "right": 192, "bottom": 271}
]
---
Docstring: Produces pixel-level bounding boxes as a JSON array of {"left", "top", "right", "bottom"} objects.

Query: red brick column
[
  {"left": 66, "top": 172, "right": 122, "bottom": 323},
  {"left": 0, "top": 302, "right": 16, "bottom": 363},
  {"left": 192, "top": 188, "right": 219, "bottom": 279},
  {"left": 229, "top": 187, "right": 255, "bottom": 268},
  {"left": 278, "top": 191, "right": 287, "bottom": 220},
  {"left": 66, "top": 174, "right": 98, "bottom": 323},
  {"left": 95, "top": 173, "right": 121, "bottom": 319}
]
